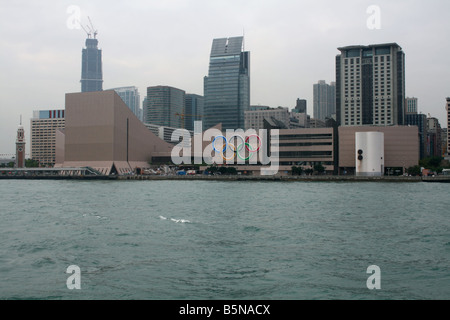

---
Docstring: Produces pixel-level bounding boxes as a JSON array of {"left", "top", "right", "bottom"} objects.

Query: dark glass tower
[
  {"left": 81, "top": 38, "right": 103, "bottom": 92},
  {"left": 204, "top": 36, "right": 250, "bottom": 130}
]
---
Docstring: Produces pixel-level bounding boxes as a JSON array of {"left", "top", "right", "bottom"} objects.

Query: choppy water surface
[{"left": 0, "top": 180, "right": 448, "bottom": 299}]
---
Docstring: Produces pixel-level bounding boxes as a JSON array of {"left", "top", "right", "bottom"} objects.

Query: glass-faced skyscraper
[
  {"left": 204, "top": 36, "right": 250, "bottom": 130},
  {"left": 81, "top": 37, "right": 103, "bottom": 92}
]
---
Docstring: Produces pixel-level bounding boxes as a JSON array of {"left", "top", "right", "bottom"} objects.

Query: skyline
[{"left": 1, "top": 0, "right": 449, "bottom": 155}]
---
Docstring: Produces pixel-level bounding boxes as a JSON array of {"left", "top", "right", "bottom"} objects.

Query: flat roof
[{"left": 338, "top": 43, "right": 402, "bottom": 51}]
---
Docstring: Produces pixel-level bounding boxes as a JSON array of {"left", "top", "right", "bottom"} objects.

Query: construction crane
[
  {"left": 88, "top": 16, "right": 98, "bottom": 39},
  {"left": 80, "top": 23, "right": 92, "bottom": 38},
  {"left": 79, "top": 16, "right": 98, "bottom": 39}
]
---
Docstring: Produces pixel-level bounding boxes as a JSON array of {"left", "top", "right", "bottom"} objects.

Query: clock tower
[{"left": 15, "top": 116, "right": 26, "bottom": 168}]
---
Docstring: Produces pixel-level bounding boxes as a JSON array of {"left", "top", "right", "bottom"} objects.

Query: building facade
[
  {"left": 276, "top": 128, "right": 335, "bottom": 174},
  {"left": 406, "top": 113, "right": 428, "bottom": 160},
  {"left": 15, "top": 120, "right": 26, "bottom": 168},
  {"left": 81, "top": 37, "right": 103, "bottom": 92},
  {"left": 313, "top": 80, "right": 336, "bottom": 121},
  {"left": 30, "top": 110, "right": 65, "bottom": 166},
  {"left": 184, "top": 94, "right": 204, "bottom": 131},
  {"left": 447, "top": 98, "right": 450, "bottom": 156},
  {"left": 294, "top": 99, "right": 307, "bottom": 114},
  {"left": 56, "top": 91, "right": 174, "bottom": 175},
  {"left": 245, "top": 107, "right": 290, "bottom": 130},
  {"left": 204, "top": 36, "right": 250, "bottom": 130},
  {"left": 405, "top": 97, "right": 418, "bottom": 114},
  {"left": 110, "top": 86, "right": 141, "bottom": 121},
  {"left": 427, "top": 117, "right": 442, "bottom": 158},
  {"left": 336, "top": 43, "right": 405, "bottom": 126},
  {"left": 144, "top": 86, "right": 185, "bottom": 128},
  {"left": 339, "top": 126, "right": 419, "bottom": 175}
]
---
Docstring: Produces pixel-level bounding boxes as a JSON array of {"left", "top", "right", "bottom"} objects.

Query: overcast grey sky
[{"left": 1, "top": 0, "right": 449, "bottom": 155}]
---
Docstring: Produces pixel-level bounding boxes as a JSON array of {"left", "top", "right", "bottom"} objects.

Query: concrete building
[
  {"left": 405, "top": 97, "right": 418, "bottom": 114},
  {"left": 406, "top": 113, "right": 428, "bottom": 160},
  {"left": 427, "top": 117, "right": 442, "bottom": 158},
  {"left": 276, "top": 128, "right": 335, "bottom": 174},
  {"left": 441, "top": 128, "right": 447, "bottom": 158},
  {"left": 30, "top": 110, "right": 65, "bottom": 167},
  {"left": 204, "top": 36, "right": 250, "bottom": 130},
  {"left": 313, "top": 80, "right": 336, "bottom": 121},
  {"left": 144, "top": 86, "right": 185, "bottom": 129},
  {"left": 447, "top": 98, "right": 450, "bottom": 156},
  {"left": 110, "top": 86, "right": 142, "bottom": 121},
  {"left": 55, "top": 90, "right": 174, "bottom": 175},
  {"left": 309, "top": 118, "right": 327, "bottom": 128},
  {"left": 145, "top": 123, "right": 193, "bottom": 145},
  {"left": 336, "top": 43, "right": 405, "bottom": 126},
  {"left": 338, "top": 126, "right": 419, "bottom": 175},
  {"left": 294, "top": 99, "right": 307, "bottom": 113},
  {"left": 245, "top": 107, "right": 290, "bottom": 130}
]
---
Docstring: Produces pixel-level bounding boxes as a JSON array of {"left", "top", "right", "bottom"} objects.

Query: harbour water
[{"left": 0, "top": 179, "right": 449, "bottom": 300}]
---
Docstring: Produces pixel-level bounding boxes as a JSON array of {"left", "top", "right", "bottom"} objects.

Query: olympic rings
[
  {"left": 245, "top": 134, "right": 262, "bottom": 152},
  {"left": 212, "top": 134, "right": 262, "bottom": 161}
]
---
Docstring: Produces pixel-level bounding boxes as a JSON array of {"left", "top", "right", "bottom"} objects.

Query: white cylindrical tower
[{"left": 355, "top": 132, "right": 384, "bottom": 176}]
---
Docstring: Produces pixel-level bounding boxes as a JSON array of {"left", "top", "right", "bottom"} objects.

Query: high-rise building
[
  {"left": 446, "top": 98, "right": 450, "bottom": 156},
  {"left": 81, "top": 36, "right": 103, "bottom": 92},
  {"left": 294, "top": 99, "right": 307, "bottom": 114},
  {"left": 30, "top": 110, "right": 65, "bottom": 166},
  {"left": 15, "top": 118, "right": 26, "bottom": 168},
  {"left": 184, "top": 94, "right": 204, "bottom": 131},
  {"left": 313, "top": 81, "right": 336, "bottom": 121},
  {"left": 110, "top": 86, "right": 141, "bottom": 121},
  {"left": 335, "top": 43, "right": 405, "bottom": 127},
  {"left": 427, "top": 117, "right": 442, "bottom": 158},
  {"left": 144, "top": 86, "right": 185, "bottom": 128},
  {"left": 406, "top": 113, "right": 427, "bottom": 160},
  {"left": 405, "top": 97, "right": 418, "bottom": 114},
  {"left": 204, "top": 36, "right": 250, "bottom": 130}
]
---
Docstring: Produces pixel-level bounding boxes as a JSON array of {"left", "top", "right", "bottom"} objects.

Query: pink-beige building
[
  {"left": 338, "top": 126, "right": 419, "bottom": 175},
  {"left": 55, "top": 90, "right": 174, "bottom": 175}
]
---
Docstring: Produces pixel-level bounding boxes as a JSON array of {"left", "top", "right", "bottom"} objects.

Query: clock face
[{"left": 18, "top": 147, "right": 23, "bottom": 152}]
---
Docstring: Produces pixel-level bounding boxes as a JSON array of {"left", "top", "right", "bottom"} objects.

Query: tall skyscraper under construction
[{"left": 80, "top": 20, "right": 103, "bottom": 92}]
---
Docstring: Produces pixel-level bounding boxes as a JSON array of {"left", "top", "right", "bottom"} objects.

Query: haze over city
[{"left": 1, "top": 0, "right": 449, "bottom": 154}]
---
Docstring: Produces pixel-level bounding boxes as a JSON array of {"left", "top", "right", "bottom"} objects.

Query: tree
[
  {"left": 25, "top": 159, "right": 40, "bottom": 168},
  {"left": 419, "top": 156, "right": 444, "bottom": 173},
  {"left": 314, "top": 163, "right": 325, "bottom": 175},
  {"left": 291, "top": 166, "right": 303, "bottom": 176},
  {"left": 407, "top": 165, "right": 421, "bottom": 176}
]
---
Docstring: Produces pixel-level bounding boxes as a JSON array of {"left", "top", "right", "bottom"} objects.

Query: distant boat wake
[{"left": 159, "top": 216, "right": 191, "bottom": 224}]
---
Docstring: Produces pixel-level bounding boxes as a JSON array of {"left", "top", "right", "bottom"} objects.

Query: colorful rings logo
[{"left": 212, "top": 134, "right": 262, "bottom": 161}]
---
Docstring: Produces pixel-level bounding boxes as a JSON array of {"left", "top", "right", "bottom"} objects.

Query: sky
[{"left": 1, "top": 0, "right": 449, "bottom": 156}]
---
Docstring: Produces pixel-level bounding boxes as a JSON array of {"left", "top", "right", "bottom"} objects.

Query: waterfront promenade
[{"left": 1, "top": 173, "right": 449, "bottom": 183}]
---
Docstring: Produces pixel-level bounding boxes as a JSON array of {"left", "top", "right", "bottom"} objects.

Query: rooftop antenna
[
  {"left": 20, "top": 115, "right": 22, "bottom": 126},
  {"left": 242, "top": 27, "right": 245, "bottom": 51},
  {"left": 88, "top": 16, "right": 98, "bottom": 39}
]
